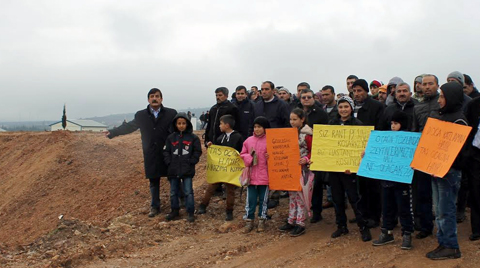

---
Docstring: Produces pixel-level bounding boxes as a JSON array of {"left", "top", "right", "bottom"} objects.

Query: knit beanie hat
[
  {"left": 338, "top": 96, "right": 354, "bottom": 112},
  {"left": 378, "top": 85, "right": 388, "bottom": 93},
  {"left": 447, "top": 71, "right": 465, "bottom": 86},
  {"left": 391, "top": 110, "right": 409, "bottom": 131},
  {"left": 370, "top": 80, "right": 383, "bottom": 88},
  {"left": 352, "top": 79, "right": 369, "bottom": 93},
  {"left": 253, "top": 116, "right": 271, "bottom": 129},
  {"left": 278, "top": 87, "right": 291, "bottom": 95}
]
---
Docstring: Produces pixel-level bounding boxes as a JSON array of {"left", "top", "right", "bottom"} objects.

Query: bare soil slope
[{"left": 0, "top": 131, "right": 479, "bottom": 267}]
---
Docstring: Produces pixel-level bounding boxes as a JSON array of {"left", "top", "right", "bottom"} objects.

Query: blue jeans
[
  {"left": 432, "top": 169, "right": 461, "bottom": 249},
  {"left": 244, "top": 185, "right": 269, "bottom": 220},
  {"left": 169, "top": 177, "right": 194, "bottom": 214},
  {"left": 149, "top": 178, "right": 160, "bottom": 209}
]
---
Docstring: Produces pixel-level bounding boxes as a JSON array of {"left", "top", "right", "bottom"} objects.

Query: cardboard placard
[{"left": 266, "top": 128, "right": 302, "bottom": 191}]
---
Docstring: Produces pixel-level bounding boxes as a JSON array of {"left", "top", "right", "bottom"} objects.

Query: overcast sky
[{"left": 1, "top": 0, "right": 479, "bottom": 122}]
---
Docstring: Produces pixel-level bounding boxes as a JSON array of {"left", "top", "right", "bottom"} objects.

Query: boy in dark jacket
[
  {"left": 372, "top": 110, "right": 414, "bottom": 250},
  {"left": 198, "top": 114, "right": 243, "bottom": 221},
  {"left": 163, "top": 113, "right": 202, "bottom": 222}
]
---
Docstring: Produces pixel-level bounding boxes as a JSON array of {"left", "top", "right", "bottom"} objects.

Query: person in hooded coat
[
  {"left": 163, "top": 113, "right": 202, "bottom": 222},
  {"left": 426, "top": 82, "right": 468, "bottom": 260}
]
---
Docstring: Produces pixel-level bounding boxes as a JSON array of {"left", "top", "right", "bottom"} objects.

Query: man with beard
[
  {"left": 352, "top": 79, "right": 384, "bottom": 231},
  {"left": 204, "top": 87, "right": 240, "bottom": 147},
  {"left": 411, "top": 74, "right": 440, "bottom": 239},
  {"left": 233, "top": 85, "right": 255, "bottom": 140}
]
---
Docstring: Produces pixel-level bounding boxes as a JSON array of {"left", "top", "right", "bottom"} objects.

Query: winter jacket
[
  {"left": 436, "top": 82, "right": 469, "bottom": 170},
  {"left": 240, "top": 134, "right": 269, "bottom": 185},
  {"left": 324, "top": 104, "right": 339, "bottom": 123},
  {"left": 254, "top": 95, "right": 290, "bottom": 128},
  {"left": 328, "top": 116, "right": 363, "bottom": 126},
  {"left": 216, "top": 130, "right": 244, "bottom": 153},
  {"left": 205, "top": 100, "right": 240, "bottom": 146},
  {"left": 379, "top": 99, "right": 416, "bottom": 130},
  {"left": 299, "top": 125, "right": 313, "bottom": 161},
  {"left": 233, "top": 98, "right": 256, "bottom": 139},
  {"left": 466, "top": 96, "right": 480, "bottom": 160},
  {"left": 305, "top": 104, "right": 329, "bottom": 128},
  {"left": 412, "top": 93, "right": 440, "bottom": 132},
  {"left": 163, "top": 113, "right": 202, "bottom": 178},
  {"left": 108, "top": 105, "right": 177, "bottom": 178},
  {"left": 468, "top": 89, "right": 480, "bottom": 99},
  {"left": 356, "top": 96, "right": 384, "bottom": 129}
]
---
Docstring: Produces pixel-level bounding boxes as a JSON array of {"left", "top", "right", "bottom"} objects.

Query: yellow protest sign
[
  {"left": 411, "top": 118, "right": 471, "bottom": 177},
  {"left": 310, "top": 125, "right": 374, "bottom": 173},
  {"left": 206, "top": 145, "right": 244, "bottom": 187}
]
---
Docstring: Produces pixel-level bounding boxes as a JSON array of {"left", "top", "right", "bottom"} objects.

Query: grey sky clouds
[{"left": 1, "top": 0, "right": 479, "bottom": 121}]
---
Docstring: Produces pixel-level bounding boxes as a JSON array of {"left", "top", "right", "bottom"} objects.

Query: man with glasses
[{"left": 300, "top": 88, "right": 329, "bottom": 223}]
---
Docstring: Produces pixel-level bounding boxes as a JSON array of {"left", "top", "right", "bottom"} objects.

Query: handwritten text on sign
[
  {"left": 358, "top": 131, "right": 421, "bottom": 184},
  {"left": 266, "top": 128, "right": 301, "bottom": 191},
  {"left": 206, "top": 145, "right": 244, "bottom": 187},
  {"left": 310, "top": 125, "right": 374, "bottom": 173},
  {"left": 411, "top": 118, "right": 471, "bottom": 178}
]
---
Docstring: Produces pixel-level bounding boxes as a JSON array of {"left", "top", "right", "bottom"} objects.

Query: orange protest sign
[
  {"left": 266, "top": 128, "right": 301, "bottom": 191},
  {"left": 411, "top": 118, "right": 471, "bottom": 177}
]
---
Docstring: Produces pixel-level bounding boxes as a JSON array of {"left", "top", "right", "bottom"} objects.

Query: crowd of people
[{"left": 105, "top": 71, "right": 480, "bottom": 260}]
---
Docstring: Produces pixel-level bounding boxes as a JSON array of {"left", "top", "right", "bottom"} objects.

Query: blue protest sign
[{"left": 357, "top": 131, "right": 421, "bottom": 184}]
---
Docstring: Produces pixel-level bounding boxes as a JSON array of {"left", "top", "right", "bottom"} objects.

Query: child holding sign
[
  {"left": 278, "top": 108, "right": 312, "bottom": 237},
  {"left": 328, "top": 96, "right": 372, "bottom": 242},
  {"left": 240, "top": 116, "right": 270, "bottom": 233},
  {"left": 198, "top": 115, "right": 243, "bottom": 221},
  {"left": 372, "top": 111, "right": 414, "bottom": 250}
]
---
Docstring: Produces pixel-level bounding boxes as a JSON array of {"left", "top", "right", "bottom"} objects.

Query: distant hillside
[
  {"left": 0, "top": 107, "right": 211, "bottom": 131},
  {"left": 83, "top": 107, "right": 210, "bottom": 128}
]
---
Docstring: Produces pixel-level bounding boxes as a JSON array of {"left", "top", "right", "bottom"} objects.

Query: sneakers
[
  {"left": 244, "top": 219, "right": 254, "bottom": 233},
  {"left": 401, "top": 233, "right": 412, "bottom": 250},
  {"left": 257, "top": 219, "right": 266, "bottom": 232},
  {"left": 360, "top": 227, "right": 372, "bottom": 242},
  {"left": 225, "top": 210, "right": 233, "bottom": 221},
  {"left": 187, "top": 213, "right": 195, "bottom": 223},
  {"left": 372, "top": 229, "right": 394, "bottom": 246},
  {"left": 197, "top": 204, "right": 207, "bottom": 214},
  {"left": 278, "top": 222, "right": 295, "bottom": 232},
  {"left": 310, "top": 213, "right": 323, "bottom": 223},
  {"left": 415, "top": 230, "right": 432, "bottom": 239},
  {"left": 290, "top": 225, "right": 306, "bottom": 237},
  {"left": 331, "top": 226, "right": 349, "bottom": 238},
  {"left": 426, "top": 246, "right": 461, "bottom": 260},
  {"left": 148, "top": 207, "right": 160, "bottom": 218},
  {"left": 166, "top": 209, "right": 180, "bottom": 221}
]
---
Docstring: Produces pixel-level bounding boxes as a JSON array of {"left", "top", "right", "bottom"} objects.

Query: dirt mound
[{"left": 1, "top": 131, "right": 479, "bottom": 267}]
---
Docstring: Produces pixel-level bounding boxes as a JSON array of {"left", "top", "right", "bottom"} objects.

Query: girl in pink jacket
[{"left": 240, "top": 116, "right": 271, "bottom": 233}]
